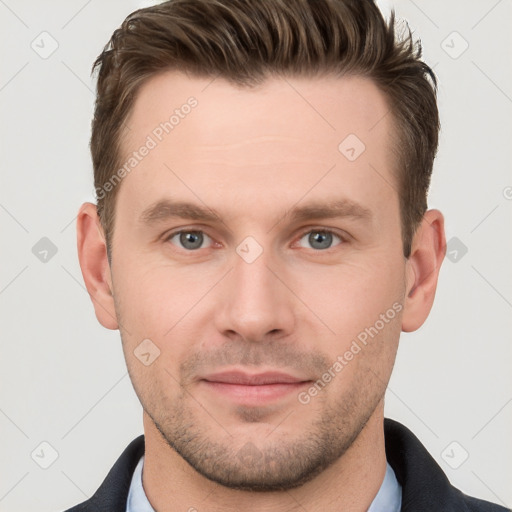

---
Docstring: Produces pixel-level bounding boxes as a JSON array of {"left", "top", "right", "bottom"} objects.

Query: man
[{"left": 66, "top": 0, "right": 509, "bottom": 510}]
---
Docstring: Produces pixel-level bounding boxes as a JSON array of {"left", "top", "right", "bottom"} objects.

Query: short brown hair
[{"left": 91, "top": 0, "right": 439, "bottom": 261}]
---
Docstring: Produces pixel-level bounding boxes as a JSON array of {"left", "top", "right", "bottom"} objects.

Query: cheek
[
  {"left": 112, "top": 254, "right": 193, "bottom": 336},
  {"left": 115, "top": 269, "right": 193, "bottom": 403},
  {"left": 291, "top": 255, "right": 405, "bottom": 339},
  {"left": 113, "top": 260, "right": 221, "bottom": 385}
]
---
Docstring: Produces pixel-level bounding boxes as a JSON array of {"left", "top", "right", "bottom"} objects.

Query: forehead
[
  {"left": 116, "top": 70, "right": 397, "bottom": 226},
  {"left": 122, "top": 70, "right": 393, "bottom": 155}
]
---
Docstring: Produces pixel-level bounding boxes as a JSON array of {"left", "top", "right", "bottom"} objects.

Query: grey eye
[
  {"left": 298, "top": 230, "right": 341, "bottom": 250},
  {"left": 169, "top": 231, "right": 211, "bottom": 250}
]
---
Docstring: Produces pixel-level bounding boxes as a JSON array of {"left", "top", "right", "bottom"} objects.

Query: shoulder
[
  {"left": 460, "top": 491, "right": 511, "bottom": 512},
  {"left": 62, "top": 435, "right": 145, "bottom": 512},
  {"left": 384, "top": 418, "right": 510, "bottom": 512}
]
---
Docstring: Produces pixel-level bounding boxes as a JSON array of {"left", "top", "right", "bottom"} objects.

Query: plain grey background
[{"left": 0, "top": 1, "right": 511, "bottom": 511}]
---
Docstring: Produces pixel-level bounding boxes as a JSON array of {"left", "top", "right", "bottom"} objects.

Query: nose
[{"left": 214, "top": 245, "right": 296, "bottom": 343}]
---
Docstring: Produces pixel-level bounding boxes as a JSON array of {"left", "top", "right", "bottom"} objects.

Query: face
[{"left": 109, "top": 72, "right": 408, "bottom": 490}]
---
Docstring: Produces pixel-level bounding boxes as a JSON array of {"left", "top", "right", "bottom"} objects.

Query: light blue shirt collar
[
  {"left": 368, "top": 460, "right": 402, "bottom": 512},
  {"left": 126, "top": 455, "right": 402, "bottom": 512},
  {"left": 126, "top": 455, "right": 155, "bottom": 512}
]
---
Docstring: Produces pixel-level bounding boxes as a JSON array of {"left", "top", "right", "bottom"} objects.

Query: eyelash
[{"left": 163, "top": 227, "right": 347, "bottom": 252}]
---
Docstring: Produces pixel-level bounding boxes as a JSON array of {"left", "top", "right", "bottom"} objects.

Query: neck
[{"left": 141, "top": 404, "right": 387, "bottom": 512}]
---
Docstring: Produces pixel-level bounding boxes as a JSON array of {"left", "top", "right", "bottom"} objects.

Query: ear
[
  {"left": 76, "top": 202, "right": 119, "bottom": 330},
  {"left": 402, "top": 209, "right": 446, "bottom": 332}
]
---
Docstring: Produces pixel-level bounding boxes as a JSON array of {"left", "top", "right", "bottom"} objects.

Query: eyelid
[
  {"left": 293, "top": 226, "right": 348, "bottom": 249},
  {"left": 162, "top": 225, "right": 350, "bottom": 251},
  {"left": 162, "top": 225, "right": 212, "bottom": 240},
  {"left": 163, "top": 228, "right": 216, "bottom": 249}
]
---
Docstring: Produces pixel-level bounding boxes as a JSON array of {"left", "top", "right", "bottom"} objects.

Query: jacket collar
[
  {"left": 67, "top": 418, "right": 507, "bottom": 512},
  {"left": 384, "top": 417, "right": 466, "bottom": 511}
]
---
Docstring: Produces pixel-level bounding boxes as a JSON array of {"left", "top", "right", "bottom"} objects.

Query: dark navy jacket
[{"left": 63, "top": 418, "right": 510, "bottom": 511}]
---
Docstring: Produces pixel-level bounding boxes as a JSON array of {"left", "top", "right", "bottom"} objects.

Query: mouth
[{"left": 199, "top": 370, "right": 312, "bottom": 405}]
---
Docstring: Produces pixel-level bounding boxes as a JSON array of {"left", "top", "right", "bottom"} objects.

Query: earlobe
[
  {"left": 76, "top": 202, "right": 119, "bottom": 330},
  {"left": 401, "top": 209, "right": 446, "bottom": 333}
]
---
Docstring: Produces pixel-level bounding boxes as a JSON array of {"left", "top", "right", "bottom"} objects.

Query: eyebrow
[
  {"left": 139, "top": 200, "right": 222, "bottom": 225},
  {"left": 138, "top": 198, "right": 373, "bottom": 227},
  {"left": 287, "top": 200, "right": 372, "bottom": 223}
]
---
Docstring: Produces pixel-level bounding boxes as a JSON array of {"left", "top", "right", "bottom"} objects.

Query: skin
[{"left": 77, "top": 71, "right": 445, "bottom": 511}]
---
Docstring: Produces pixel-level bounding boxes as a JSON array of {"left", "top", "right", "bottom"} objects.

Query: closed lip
[{"left": 201, "top": 370, "right": 311, "bottom": 386}]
